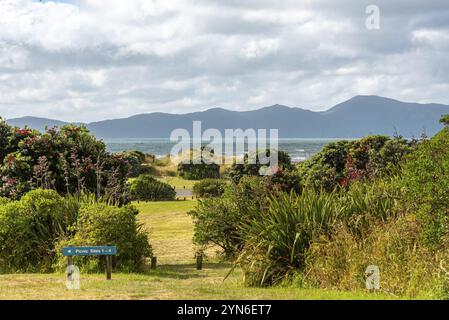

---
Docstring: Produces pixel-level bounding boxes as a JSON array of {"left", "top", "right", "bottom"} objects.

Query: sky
[{"left": 0, "top": 0, "right": 448, "bottom": 122}]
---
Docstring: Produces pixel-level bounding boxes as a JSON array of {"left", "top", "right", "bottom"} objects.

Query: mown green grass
[
  {"left": 157, "top": 176, "right": 199, "bottom": 190},
  {"left": 135, "top": 200, "right": 198, "bottom": 264},
  {"left": 0, "top": 270, "right": 397, "bottom": 300},
  {"left": 0, "top": 200, "right": 404, "bottom": 300}
]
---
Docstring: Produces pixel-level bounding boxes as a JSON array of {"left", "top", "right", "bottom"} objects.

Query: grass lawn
[
  {"left": 0, "top": 200, "right": 400, "bottom": 300},
  {"left": 157, "top": 176, "right": 199, "bottom": 190}
]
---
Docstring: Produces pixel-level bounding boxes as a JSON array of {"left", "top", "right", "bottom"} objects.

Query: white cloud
[
  {"left": 241, "top": 39, "right": 279, "bottom": 59},
  {"left": 0, "top": 0, "right": 448, "bottom": 121}
]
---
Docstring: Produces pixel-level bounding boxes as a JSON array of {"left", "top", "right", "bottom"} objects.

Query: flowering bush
[
  {"left": 0, "top": 119, "right": 130, "bottom": 202},
  {"left": 297, "top": 135, "right": 413, "bottom": 192}
]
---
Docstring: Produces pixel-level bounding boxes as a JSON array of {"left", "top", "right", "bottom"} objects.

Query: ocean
[{"left": 104, "top": 138, "right": 349, "bottom": 162}]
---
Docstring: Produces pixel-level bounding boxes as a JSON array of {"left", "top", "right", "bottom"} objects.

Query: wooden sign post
[{"left": 62, "top": 246, "right": 117, "bottom": 280}]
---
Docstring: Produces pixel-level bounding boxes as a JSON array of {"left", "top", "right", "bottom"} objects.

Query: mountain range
[{"left": 5, "top": 95, "right": 449, "bottom": 139}]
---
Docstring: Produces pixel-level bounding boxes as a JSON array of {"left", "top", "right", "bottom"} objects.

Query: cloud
[{"left": 0, "top": 0, "right": 448, "bottom": 121}]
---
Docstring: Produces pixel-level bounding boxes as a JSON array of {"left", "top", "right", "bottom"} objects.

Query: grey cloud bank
[{"left": 0, "top": 0, "right": 448, "bottom": 122}]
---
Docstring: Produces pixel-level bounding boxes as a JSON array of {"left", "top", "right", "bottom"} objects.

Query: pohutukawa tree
[{"left": 0, "top": 118, "right": 130, "bottom": 203}]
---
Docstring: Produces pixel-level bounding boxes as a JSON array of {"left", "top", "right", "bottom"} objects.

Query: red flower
[{"left": 16, "top": 129, "right": 31, "bottom": 136}]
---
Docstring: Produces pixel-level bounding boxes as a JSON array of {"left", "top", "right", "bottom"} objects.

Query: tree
[
  {"left": 228, "top": 149, "right": 293, "bottom": 184},
  {"left": 0, "top": 122, "right": 130, "bottom": 202},
  {"left": 439, "top": 114, "right": 449, "bottom": 127}
]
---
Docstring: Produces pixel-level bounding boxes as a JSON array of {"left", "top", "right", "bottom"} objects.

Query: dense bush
[
  {"left": 128, "top": 175, "right": 176, "bottom": 201},
  {"left": 56, "top": 202, "right": 151, "bottom": 272},
  {"left": 228, "top": 149, "right": 293, "bottom": 184},
  {"left": 236, "top": 190, "right": 344, "bottom": 286},
  {"left": 178, "top": 161, "right": 220, "bottom": 180},
  {"left": 0, "top": 119, "right": 130, "bottom": 202},
  {"left": 189, "top": 177, "right": 269, "bottom": 258},
  {"left": 121, "top": 151, "right": 146, "bottom": 178},
  {"left": 0, "top": 189, "right": 152, "bottom": 273},
  {"left": 0, "top": 189, "right": 77, "bottom": 272},
  {"left": 189, "top": 169, "right": 303, "bottom": 259},
  {"left": 297, "top": 136, "right": 413, "bottom": 192},
  {"left": 234, "top": 178, "right": 399, "bottom": 287},
  {"left": 193, "top": 179, "right": 227, "bottom": 198},
  {"left": 120, "top": 151, "right": 157, "bottom": 178},
  {"left": 189, "top": 195, "right": 240, "bottom": 258},
  {"left": 400, "top": 127, "right": 449, "bottom": 247}
]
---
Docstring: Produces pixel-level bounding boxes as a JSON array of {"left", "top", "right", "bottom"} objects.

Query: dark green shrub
[
  {"left": 236, "top": 190, "right": 343, "bottom": 286},
  {"left": 189, "top": 177, "right": 270, "bottom": 258},
  {"left": 128, "top": 175, "right": 176, "bottom": 201},
  {"left": 178, "top": 161, "right": 220, "bottom": 180},
  {"left": 297, "top": 136, "right": 412, "bottom": 192},
  {"left": 193, "top": 179, "right": 227, "bottom": 198},
  {"left": 189, "top": 195, "right": 240, "bottom": 258},
  {"left": 232, "top": 179, "right": 397, "bottom": 287},
  {"left": 56, "top": 202, "right": 151, "bottom": 272},
  {"left": 228, "top": 149, "right": 293, "bottom": 184},
  {"left": 121, "top": 151, "right": 144, "bottom": 178}
]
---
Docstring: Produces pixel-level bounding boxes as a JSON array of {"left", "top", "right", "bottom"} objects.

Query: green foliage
[
  {"left": 189, "top": 171, "right": 302, "bottom": 259},
  {"left": 237, "top": 190, "right": 344, "bottom": 286},
  {"left": 189, "top": 195, "right": 240, "bottom": 258},
  {"left": 178, "top": 161, "right": 220, "bottom": 180},
  {"left": 440, "top": 114, "right": 449, "bottom": 127},
  {"left": 231, "top": 178, "right": 397, "bottom": 286},
  {"left": 128, "top": 175, "right": 176, "bottom": 201},
  {"left": 56, "top": 202, "right": 152, "bottom": 272},
  {"left": 0, "top": 122, "right": 130, "bottom": 202},
  {"left": 121, "top": 150, "right": 149, "bottom": 178},
  {"left": 297, "top": 136, "right": 412, "bottom": 192},
  {"left": 0, "top": 189, "right": 76, "bottom": 272},
  {"left": 228, "top": 149, "right": 293, "bottom": 184},
  {"left": 304, "top": 214, "right": 449, "bottom": 298},
  {"left": 192, "top": 179, "right": 227, "bottom": 198},
  {"left": 0, "top": 189, "right": 152, "bottom": 273},
  {"left": 400, "top": 128, "right": 449, "bottom": 247},
  {"left": 189, "top": 177, "right": 269, "bottom": 258},
  {"left": 0, "top": 197, "right": 9, "bottom": 206}
]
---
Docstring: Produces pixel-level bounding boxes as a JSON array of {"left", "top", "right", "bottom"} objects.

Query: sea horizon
[{"left": 103, "top": 137, "right": 355, "bottom": 162}]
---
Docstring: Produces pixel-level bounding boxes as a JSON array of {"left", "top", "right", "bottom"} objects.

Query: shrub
[
  {"left": 0, "top": 189, "right": 76, "bottom": 272},
  {"left": 297, "top": 136, "right": 412, "bottom": 192},
  {"left": 232, "top": 179, "right": 398, "bottom": 287},
  {"left": 189, "top": 177, "right": 269, "bottom": 258},
  {"left": 56, "top": 202, "right": 151, "bottom": 272},
  {"left": 121, "top": 151, "right": 144, "bottom": 178},
  {"left": 0, "top": 189, "right": 152, "bottom": 274},
  {"left": 178, "top": 162, "right": 220, "bottom": 180},
  {"left": 228, "top": 150, "right": 293, "bottom": 184},
  {"left": 193, "top": 179, "right": 227, "bottom": 198},
  {"left": 400, "top": 128, "right": 449, "bottom": 247},
  {"left": 189, "top": 195, "right": 240, "bottom": 258},
  {"left": 236, "top": 190, "right": 344, "bottom": 286},
  {"left": 0, "top": 122, "right": 131, "bottom": 202},
  {"left": 0, "top": 197, "right": 9, "bottom": 206},
  {"left": 128, "top": 175, "right": 176, "bottom": 201}
]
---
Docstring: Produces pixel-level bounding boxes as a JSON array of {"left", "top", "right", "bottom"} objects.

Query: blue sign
[{"left": 62, "top": 246, "right": 117, "bottom": 256}]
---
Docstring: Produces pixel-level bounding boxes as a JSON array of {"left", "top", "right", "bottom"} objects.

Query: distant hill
[
  {"left": 5, "top": 116, "right": 78, "bottom": 133},
  {"left": 6, "top": 96, "right": 449, "bottom": 138}
]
